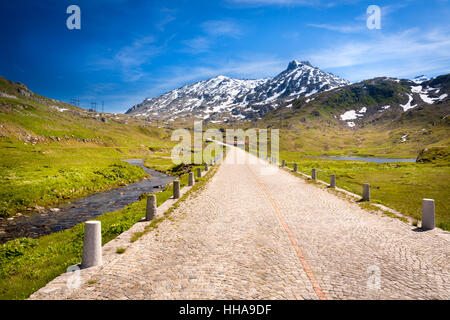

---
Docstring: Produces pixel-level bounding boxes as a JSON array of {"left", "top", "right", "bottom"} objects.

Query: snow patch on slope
[
  {"left": 340, "top": 110, "right": 359, "bottom": 121},
  {"left": 51, "top": 106, "right": 68, "bottom": 112},
  {"left": 400, "top": 94, "right": 417, "bottom": 112},
  {"left": 340, "top": 107, "right": 367, "bottom": 127},
  {"left": 401, "top": 134, "right": 408, "bottom": 142},
  {"left": 410, "top": 85, "right": 447, "bottom": 104}
]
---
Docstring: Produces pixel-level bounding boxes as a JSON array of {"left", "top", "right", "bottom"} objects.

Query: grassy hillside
[
  {"left": 253, "top": 76, "right": 450, "bottom": 158},
  {"left": 0, "top": 76, "right": 177, "bottom": 218}
]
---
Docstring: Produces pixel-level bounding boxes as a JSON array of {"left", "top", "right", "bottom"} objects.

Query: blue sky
[{"left": 0, "top": 0, "right": 449, "bottom": 113}]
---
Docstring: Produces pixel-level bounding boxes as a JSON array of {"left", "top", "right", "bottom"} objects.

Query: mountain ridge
[
  {"left": 126, "top": 60, "right": 350, "bottom": 122},
  {"left": 261, "top": 75, "right": 450, "bottom": 128}
]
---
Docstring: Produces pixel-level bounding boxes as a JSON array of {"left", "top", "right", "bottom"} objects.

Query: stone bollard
[
  {"left": 197, "top": 167, "right": 202, "bottom": 178},
  {"left": 188, "top": 172, "right": 195, "bottom": 186},
  {"left": 282, "top": 160, "right": 285, "bottom": 167},
  {"left": 173, "top": 180, "right": 180, "bottom": 199},
  {"left": 293, "top": 163, "right": 297, "bottom": 172},
  {"left": 330, "top": 174, "right": 336, "bottom": 188},
  {"left": 204, "top": 163, "right": 208, "bottom": 171},
  {"left": 311, "top": 168, "right": 316, "bottom": 180},
  {"left": 146, "top": 195, "right": 156, "bottom": 221},
  {"left": 422, "top": 199, "right": 435, "bottom": 230},
  {"left": 81, "top": 221, "right": 102, "bottom": 269},
  {"left": 362, "top": 184, "right": 370, "bottom": 201}
]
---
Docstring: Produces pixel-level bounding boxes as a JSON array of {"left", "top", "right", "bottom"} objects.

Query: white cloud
[
  {"left": 183, "top": 37, "right": 211, "bottom": 53},
  {"left": 283, "top": 31, "right": 300, "bottom": 40},
  {"left": 156, "top": 7, "right": 177, "bottom": 31},
  {"left": 307, "top": 23, "right": 364, "bottom": 33},
  {"left": 201, "top": 20, "right": 243, "bottom": 38},
  {"left": 156, "top": 14, "right": 176, "bottom": 31},
  {"left": 182, "top": 19, "right": 243, "bottom": 54},
  {"left": 90, "top": 35, "right": 164, "bottom": 82},
  {"left": 114, "top": 36, "right": 158, "bottom": 68},
  {"left": 305, "top": 28, "right": 450, "bottom": 80}
]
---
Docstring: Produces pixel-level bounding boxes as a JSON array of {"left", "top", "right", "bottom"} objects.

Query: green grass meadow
[{"left": 281, "top": 152, "right": 450, "bottom": 230}]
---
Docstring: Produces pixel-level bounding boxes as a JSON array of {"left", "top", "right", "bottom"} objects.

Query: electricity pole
[{"left": 70, "top": 97, "right": 79, "bottom": 107}]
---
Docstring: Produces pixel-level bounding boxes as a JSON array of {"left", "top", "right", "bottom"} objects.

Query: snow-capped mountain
[
  {"left": 243, "top": 60, "right": 349, "bottom": 105},
  {"left": 126, "top": 60, "right": 350, "bottom": 122},
  {"left": 126, "top": 76, "right": 269, "bottom": 121}
]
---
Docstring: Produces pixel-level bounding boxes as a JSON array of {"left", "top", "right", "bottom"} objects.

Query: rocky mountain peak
[
  {"left": 286, "top": 60, "right": 312, "bottom": 71},
  {"left": 287, "top": 60, "right": 301, "bottom": 70}
]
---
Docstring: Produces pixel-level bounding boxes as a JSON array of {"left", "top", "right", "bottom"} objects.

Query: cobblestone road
[{"left": 31, "top": 147, "right": 449, "bottom": 300}]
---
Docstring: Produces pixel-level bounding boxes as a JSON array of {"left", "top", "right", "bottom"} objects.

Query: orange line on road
[{"left": 246, "top": 164, "right": 327, "bottom": 300}]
